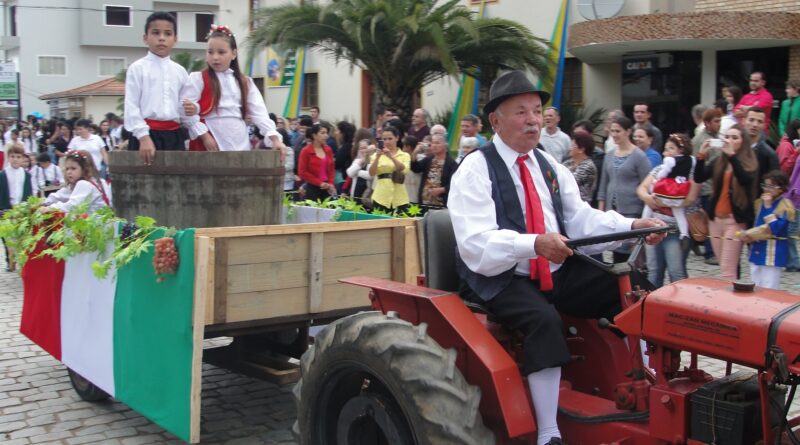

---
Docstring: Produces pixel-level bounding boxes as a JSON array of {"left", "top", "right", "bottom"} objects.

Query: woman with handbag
[
  {"left": 694, "top": 124, "right": 759, "bottom": 280},
  {"left": 368, "top": 126, "right": 410, "bottom": 214}
]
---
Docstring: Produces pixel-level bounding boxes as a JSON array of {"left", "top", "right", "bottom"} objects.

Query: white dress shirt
[
  {"left": 32, "top": 164, "right": 64, "bottom": 188},
  {"left": 45, "top": 179, "right": 111, "bottom": 214},
  {"left": 181, "top": 69, "right": 279, "bottom": 151},
  {"left": 5, "top": 165, "right": 36, "bottom": 205},
  {"left": 124, "top": 52, "right": 203, "bottom": 140},
  {"left": 448, "top": 134, "right": 633, "bottom": 277}
]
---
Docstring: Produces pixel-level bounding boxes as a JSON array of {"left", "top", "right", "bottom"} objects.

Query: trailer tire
[
  {"left": 68, "top": 368, "right": 109, "bottom": 402},
  {"left": 293, "top": 311, "right": 494, "bottom": 445}
]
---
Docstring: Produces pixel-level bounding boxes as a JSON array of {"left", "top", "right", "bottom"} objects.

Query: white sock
[{"left": 528, "top": 367, "right": 561, "bottom": 444}]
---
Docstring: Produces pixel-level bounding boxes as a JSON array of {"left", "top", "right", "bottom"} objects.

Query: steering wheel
[
  {"left": 564, "top": 225, "right": 674, "bottom": 274},
  {"left": 564, "top": 225, "right": 672, "bottom": 249}
]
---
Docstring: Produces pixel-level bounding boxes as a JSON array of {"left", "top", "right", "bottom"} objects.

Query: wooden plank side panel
[
  {"left": 319, "top": 282, "right": 372, "bottom": 312},
  {"left": 321, "top": 229, "right": 392, "bottom": 258},
  {"left": 226, "top": 259, "right": 310, "bottom": 294},
  {"left": 225, "top": 234, "right": 310, "bottom": 265},
  {"left": 197, "top": 237, "right": 216, "bottom": 326},
  {"left": 190, "top": 236, "right": 212, "bottom": 443},
  {"left": 391, "top": 226, "right": 406, "bottom": 282},
  {"left": 195, "top": 218, "right": 419, "bottom": 238},
  {"left": 404, "top": 225, "right": 421, "bottom": 284},
  {"left": 225, "top": 287, "right": 310, "bottom": 323},
  {"left": 213, "top": 239, "right": 228, "bottom": 324},
  {"left": 308, "top": 233, "right": 324, "bottom": 313}
]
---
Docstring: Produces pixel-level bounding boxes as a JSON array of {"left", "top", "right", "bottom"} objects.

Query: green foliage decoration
[{"left": 0, "top": 197, "right": 163, "bottom": 279}]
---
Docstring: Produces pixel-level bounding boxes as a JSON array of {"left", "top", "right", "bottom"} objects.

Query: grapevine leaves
[{"left": 0, "top": 196, "right": 174, "bottom": 281}]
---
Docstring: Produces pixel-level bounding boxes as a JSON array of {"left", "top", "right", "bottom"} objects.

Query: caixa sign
[{"left": 623, "top": 57, "right": 658, "bottom": 74}]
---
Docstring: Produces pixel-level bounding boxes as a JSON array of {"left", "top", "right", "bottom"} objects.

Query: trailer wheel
[
  {"left": 68, "top": 368, "right": 109, "bottom": 402},
  {"left": 293, "top": 311, "right": 494, "bottom": 445}
]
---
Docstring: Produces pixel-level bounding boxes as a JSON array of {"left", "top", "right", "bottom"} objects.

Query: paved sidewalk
[{"left": 1, "top": 247, "right": 799, "bottom": 444}]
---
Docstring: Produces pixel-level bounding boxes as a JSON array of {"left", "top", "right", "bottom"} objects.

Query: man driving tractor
[{"left": 448, "top": 70, "right": 667, "bottom": 445}]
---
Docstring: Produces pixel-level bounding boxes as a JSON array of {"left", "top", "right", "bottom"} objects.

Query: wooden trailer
[{"left": 18, "top": 151, "right": 423, "bottom": 443}]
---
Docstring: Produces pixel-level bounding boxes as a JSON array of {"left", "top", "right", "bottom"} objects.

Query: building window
[
  {"left": 98, "top": 58, "right": 126, "bottom": 77},
  {"left": 560, "top": 58, "right": 583, "bottom": 106},
  {"left": 105, "top": 5, "right": 132, "bottom": 27},
  {"left": 195, "top": 13, "right": 214, "bottom": 42},
  {"left": 9, "top": 6, "right": 16, "bottom": 37},
  {"left": 302, "top": 72, "right": 319, "bottom": 109},
  {"left": 38, "top": 56, "right": 67, "bottom": 76}
]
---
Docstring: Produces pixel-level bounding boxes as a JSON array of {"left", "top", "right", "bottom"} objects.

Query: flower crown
[
  {"left": 66, "top": 150, "right": 89, "bottom": 161},
  {"left": 208, "top": 24, "right": 234, "bottom": 39},
  {"left": 669, "top": 133, "right": 688, "bottom": 150}
]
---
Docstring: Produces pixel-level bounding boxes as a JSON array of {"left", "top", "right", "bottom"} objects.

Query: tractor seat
[{"left": 423, "top": 209, "right": 496, "bottom": 320}]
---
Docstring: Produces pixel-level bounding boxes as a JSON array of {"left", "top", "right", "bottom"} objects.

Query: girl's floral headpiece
[
  {"left": 65, "top": 150, "right": 88, "bottom": 161},
  {"left": 208, "top": 24, "right": 234, "bottom": 39}
]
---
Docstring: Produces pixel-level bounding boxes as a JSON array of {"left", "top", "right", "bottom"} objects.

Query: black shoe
[
  {"left": 546, "top": 438, "right": 564, "bottom": 445},
  {"left": 691, "top": 243, "right": 703, "bottom": 256}
]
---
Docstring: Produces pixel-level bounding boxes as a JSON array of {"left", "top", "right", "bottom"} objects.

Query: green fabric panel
[
  {"left": 335, "top": 210, "right": 393, "bottom": 221},
  {"left": 113, "top": 228, "right": 195, "bottom": 442}
]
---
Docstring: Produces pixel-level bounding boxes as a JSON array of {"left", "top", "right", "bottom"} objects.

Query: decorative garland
[{"left": 0, "top": 197, "right": 176, "bottom": 280}]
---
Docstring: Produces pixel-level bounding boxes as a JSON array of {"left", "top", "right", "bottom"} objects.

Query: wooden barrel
[{"left": 108, "top": 151, "right": 284, "bottom": 228}]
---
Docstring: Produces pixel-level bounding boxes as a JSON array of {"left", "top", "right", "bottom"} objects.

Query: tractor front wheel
[{"left": 293, "top": 311, "right": 494, "bottom": 445}]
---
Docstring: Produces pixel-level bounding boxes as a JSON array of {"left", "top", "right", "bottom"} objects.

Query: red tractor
[{"left": 293, "top": 210, "right": 800, "bottom": 444}]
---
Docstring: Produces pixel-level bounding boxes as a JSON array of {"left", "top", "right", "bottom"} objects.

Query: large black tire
[
  {"left": 293, "top": 311, "right": 495, "bottom": 445},
  {"left": 68, "top": 368, "right": 109, "bottom": 402}
]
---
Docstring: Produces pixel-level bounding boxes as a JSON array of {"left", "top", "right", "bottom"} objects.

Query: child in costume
[
  {"left": 44, "top": 150, "right": 111, "bottom": 214},
  {"left": 124, "top": 11, "right": 213, "bottom": 164},
  {"left": 181, "top": 25, "right": 286, "bottom": 156},
  {"left": 1, "top": 145, "right": 37, "bottom": 271},
  {"left": 642, "top": 133, "right": 694, "bottom": 239},
  {"left": 738, "top": 170, "right": 796, "bottom": 289}
]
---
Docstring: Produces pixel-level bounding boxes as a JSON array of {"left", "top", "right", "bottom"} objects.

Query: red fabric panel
[{"left": 19, "top": 241, "right": 65, "bottom": 360}]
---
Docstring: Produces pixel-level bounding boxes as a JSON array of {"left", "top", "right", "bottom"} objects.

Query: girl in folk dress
[
  {"left": 182, "top": 25, "right": 285, "bottom": 156},
  {"left": 44, "top": 150, "right": 111, "bottom": 214}
]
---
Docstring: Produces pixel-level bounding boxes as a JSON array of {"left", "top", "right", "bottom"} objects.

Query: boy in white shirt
[
  {"left": 31, "top": 153, "right": 63, "bottom": 195},
  {"left": 67, "top": 119, "right": 107, "bottom": 173},
  {"left": 124, "top": 11, "right": 212, "bottom": 164}
]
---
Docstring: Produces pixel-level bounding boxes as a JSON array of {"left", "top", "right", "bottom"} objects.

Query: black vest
[
  {"left": 0, "top": 170, "right": 33, "bottom": 210},
  {"left": 456, "top": 143, "right": 564, "bottom": 301}
]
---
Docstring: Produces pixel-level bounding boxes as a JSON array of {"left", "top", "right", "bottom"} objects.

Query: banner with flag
[
  {"left": 282, "top": 47, "right": 306, "bottom": 118},
  {"left": 20, "top": 228, "right": 197, "bottom": 442},
  {"left": 538, "top": 0, "right": 570, "bottom": 110},
  {"left": 446, "top": 0, "right": 488, "bottom": 155}
]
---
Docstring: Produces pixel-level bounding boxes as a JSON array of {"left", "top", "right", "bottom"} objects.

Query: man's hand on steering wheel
[
  {"left": 534, "top": 233, "right": 573, "bottom": 264},
  {"left": 631, "top": 218, "right": 669, "bottom": 245}
]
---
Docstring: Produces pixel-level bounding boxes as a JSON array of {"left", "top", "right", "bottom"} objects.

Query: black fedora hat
[{"left": 483, "top": 70, "right": 551, "bottom": 115}]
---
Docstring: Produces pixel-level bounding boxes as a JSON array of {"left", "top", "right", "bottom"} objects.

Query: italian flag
[{"left": 19, "top": 229, "right": 196, "bottom": 442}]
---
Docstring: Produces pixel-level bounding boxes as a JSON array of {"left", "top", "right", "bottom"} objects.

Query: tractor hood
[{"left": 615, "top": 277, "right": 800, "bottom": 373}]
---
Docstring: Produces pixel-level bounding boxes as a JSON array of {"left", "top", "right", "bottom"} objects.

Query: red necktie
[{"left": 516, "top": 155, "right": 553, "bottom": 291}]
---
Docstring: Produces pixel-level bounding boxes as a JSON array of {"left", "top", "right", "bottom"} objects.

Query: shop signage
[
  {"left": 0, "top": 63, "right": 17, "bottom": 101},
  {"left": 623, "top": 57, "right": 658, "bottom": 74}
]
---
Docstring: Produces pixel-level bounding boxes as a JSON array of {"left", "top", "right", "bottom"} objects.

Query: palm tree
[{"left": 248, "top": 0, "right": 550, "bottom": 119}]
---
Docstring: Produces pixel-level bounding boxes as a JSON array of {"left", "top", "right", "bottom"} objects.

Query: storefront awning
[{"left": 568, "top": 11, "right": 800, "bottom": 63}]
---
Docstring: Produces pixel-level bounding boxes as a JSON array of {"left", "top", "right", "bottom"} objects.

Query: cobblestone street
[{"left": 1, "top": 249, "right": 799, "bottom": 444}]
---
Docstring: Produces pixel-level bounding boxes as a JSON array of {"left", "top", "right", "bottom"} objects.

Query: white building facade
[
  {"left": 231, "top": 0, "right": 800, "bottom": 138},
  {"left": 0, "top": 0, "right": 218, "bottom": 119}
]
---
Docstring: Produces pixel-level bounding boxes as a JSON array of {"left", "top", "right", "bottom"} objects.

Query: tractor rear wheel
[{"left": 293, "top": 311, "right": 494, "bottom": 445}]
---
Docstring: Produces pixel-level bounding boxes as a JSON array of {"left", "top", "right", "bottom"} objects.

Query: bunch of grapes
[
  {"left": 120, "top": 223, "right": 137, "bottom": 244},
  {"left": 153, "top": 236, "right": 179, "bottom": 279}
]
